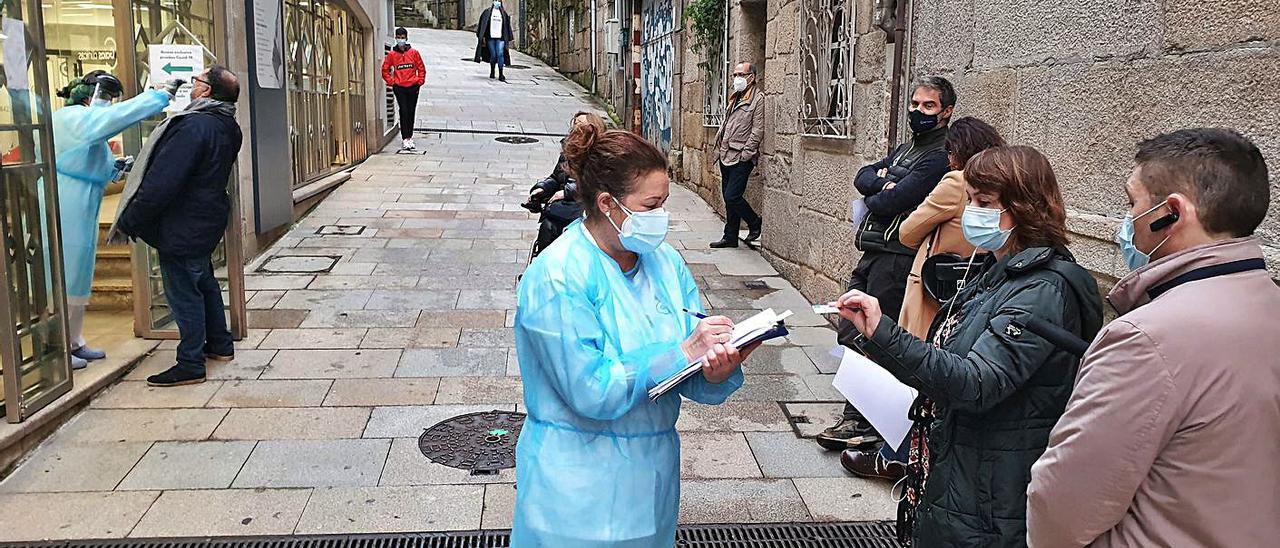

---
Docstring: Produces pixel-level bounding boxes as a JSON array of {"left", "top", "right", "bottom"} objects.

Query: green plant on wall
[{"left": 684, "top": 0, "right": 725, "bottom": 78}]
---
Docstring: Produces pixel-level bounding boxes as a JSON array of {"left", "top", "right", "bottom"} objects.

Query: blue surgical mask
[
  {"left": 607, "top": 197, "right": 670, "bottom": 254},
  {"left": 961, "top": 205, "right": 1013, "bottom": 250},
  {"left": 494, "top": 1, "right": 502, "bottom": 8},
  {"left": 396, "top": 38, "right": 408, "bottom": 46},
  {"left": 1115, "top": 202, "right": 1171, "bottom": 271}
]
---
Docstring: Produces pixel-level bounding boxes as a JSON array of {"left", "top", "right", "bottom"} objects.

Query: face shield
[{"left": 83, "top": 71, "right": 123, "bottom": 106}]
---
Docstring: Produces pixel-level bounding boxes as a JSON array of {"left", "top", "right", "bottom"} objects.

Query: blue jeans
[
  {"left": 487, "top": 38, "right": 507, "bottom": 68},
  {"left": 159, "top": 254, "right": 233, "bottom": 374},
  {"left": 880, "top": 436, "right": 910, "bottom": 464}
]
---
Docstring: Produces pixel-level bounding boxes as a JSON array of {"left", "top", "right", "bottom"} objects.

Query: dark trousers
[
  {"left": 840, "top": 250, "right": 915, "bottom": 421},
  {"left": 159, "top": 253, "right": 233, "bottom": 374},
  {"left": 392, "top": 85, "right": 420, "bottom": 140},
  {"left": 720, "top": 160, "right": 762, "bottom": 241}
]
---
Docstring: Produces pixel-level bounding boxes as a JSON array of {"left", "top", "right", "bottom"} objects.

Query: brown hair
[
  {"left": 946, "top": 117, "right": 1005, "bottom": 169},
  {"left": 1134, "top": 128, "right": 1269, "bottom": 237},
  {"left": 562, "top": 124, "right": 668, "bottom": 217},
  {"left": 964, "top": 146, "right": 1069, "bottom": 252}
]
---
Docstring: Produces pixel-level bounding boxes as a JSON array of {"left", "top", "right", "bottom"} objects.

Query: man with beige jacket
[
  {"left": 1028, "top": 128, "right": 1279, "bottom": 547},
  {"left": 710, "top": 63, "right": 765, "bottom": 248}
]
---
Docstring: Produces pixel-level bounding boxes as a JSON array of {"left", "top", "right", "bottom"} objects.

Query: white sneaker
[
  {"left": 405, "top": 138, "right": 416, "bottom": 150},
  {"left": 401, "top": 138, "right": 411, "bottom": 150}
]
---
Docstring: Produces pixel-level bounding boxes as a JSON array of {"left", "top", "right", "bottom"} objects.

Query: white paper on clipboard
[
  {"left": 849, "top": 198, "right": 870, "bottom": 235},
  {"left": 832, "top": 348, "right": 918, "bottom": 452}
]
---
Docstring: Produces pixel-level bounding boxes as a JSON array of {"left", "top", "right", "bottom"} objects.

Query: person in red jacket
[{"left": 382, "top": 27, "right": 426, "bottom": 150}]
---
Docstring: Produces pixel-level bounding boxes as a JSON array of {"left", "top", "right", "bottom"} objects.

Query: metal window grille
[
  {"left": 799, "top": 0, "right": 854, "bottom": 137},
  {"left": 566, "top": 8, "right": 576, "bottom": 49},
  {"left": 701, "top": 0, "right": 729, "bottom": 127}
]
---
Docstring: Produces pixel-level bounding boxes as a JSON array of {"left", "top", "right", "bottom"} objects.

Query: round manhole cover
[
  {"left": 418, "top": 410, "right": 525, "bottom": 474},
  {"left": 495, "top": 136, "right": 539, "bottom": 144}
]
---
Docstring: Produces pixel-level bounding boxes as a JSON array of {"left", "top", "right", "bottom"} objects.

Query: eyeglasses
[{"left": 192, "top": 76, "right": 209, "bottom": 86}]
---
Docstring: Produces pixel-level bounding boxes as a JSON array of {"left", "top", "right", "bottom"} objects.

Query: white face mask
[
  {"left": 732, "top": 76, "right": 749, "bottom": 93},
  {"left": 90, "top": 98, "right": 112, "bottom": 108}
]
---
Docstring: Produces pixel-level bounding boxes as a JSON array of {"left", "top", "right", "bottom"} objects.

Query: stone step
[{"left": 88, "top": 275, "right": 132, "bottom": 311}]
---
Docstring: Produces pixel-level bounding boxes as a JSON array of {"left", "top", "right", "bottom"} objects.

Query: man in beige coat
[
  {"left": 710, "top": 63, "right": 765, "bottom": 248},
  {"left": 1028, "top": 128, "right": 1279, "bottom": 547}
]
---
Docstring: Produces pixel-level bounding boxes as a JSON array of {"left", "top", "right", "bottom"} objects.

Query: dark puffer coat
[{"left": 843, "top": 246, "right": 1103, "bottom": 547}]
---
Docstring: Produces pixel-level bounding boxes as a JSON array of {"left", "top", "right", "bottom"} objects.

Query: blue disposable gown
[
  {"left": 51, "top": 90, "right": 169, "bottom": 302},
  {"left": 512, "top": 221, "right": 743, "bottom": 547}
]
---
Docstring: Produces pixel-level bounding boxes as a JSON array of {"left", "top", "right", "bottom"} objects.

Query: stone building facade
[{"left": 526, "top": 0, "right": 1280, "bottom": 303}]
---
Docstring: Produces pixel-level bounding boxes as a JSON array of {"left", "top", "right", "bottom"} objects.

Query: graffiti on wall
[{"left": 640, "top": 0, "right": 675, "bottom": 152}]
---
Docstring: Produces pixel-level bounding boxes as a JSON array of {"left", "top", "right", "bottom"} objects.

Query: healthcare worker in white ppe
[
  {"left": 52, "top": 70, "right": 176, "bottom": 368},
  {"left": 512, "top": 122, "right": 759, "bottom": 546}
]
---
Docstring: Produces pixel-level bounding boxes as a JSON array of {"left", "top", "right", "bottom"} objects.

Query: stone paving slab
[
  {"left": 117, "top": 441, "right": 257, "bottom": 491},
  {"left": 53, "top": 408, "right": 229, "bottom": 443},
  {"left": 213, "top": 407, "right": 372, "bottom": 440},
  {"left": 0, "top": 491, "right": 158, "bottom": 540},
  {"left": 126, "top": 350, "right": 276, "bottom": 381},
  {"left": 129, "top": 489, "right": 311, "bottom": 537},
  {"left": 207, "top": 380, "right": 333, "bottom": 408},
  {"left": 261, "top": 350, "right": 402, "bottom": 379},
  {"left": 90, "top": 380, "right": 224, "bottom": 409},
  {"left": 0, "top": 441, "right": 151, "bottom": 493},
  {"left": 363, "top": 404, "right": 517, "bottom": 439},
  {"left": 792, "top": 477, "right": 897, "bottom": 522},
  {"left": 294, "top": 485, "right": 485, "bottom": 534},
  {"left": 323, "top": 378, "right": 441, "bottom": 407},
  {"left": 231, "top": 439, "right": 391, "bottom": 488},
  {"left": 677, "top": 479, "right": 812, "bottom": 524},
  {"left": 680, "top": 432, "right": 763, "bottom": 479},
  {"left": 379, "top": 438, "right": 515, "bottom": 486}
]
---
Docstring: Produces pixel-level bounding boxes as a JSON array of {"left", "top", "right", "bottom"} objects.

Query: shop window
[
  {"left": 799, "top": 0, "right": 853, "bottom": 138},
  {"left": 287, "top": 0, "right": 366, "bottom": 185}
]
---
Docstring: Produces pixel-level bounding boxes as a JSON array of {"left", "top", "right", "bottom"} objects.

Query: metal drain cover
[
  {"left": 316, "top": 224, "right": 366, "bottom": 236},
  {"left": 419, "top": 410, "right": 526, "bottom": 474},
  {"left": 495, "top": 136, "right": 539, "bottom": 144},
  {"left": 257, "top": 255, "right": 341, "bottom": 274}
]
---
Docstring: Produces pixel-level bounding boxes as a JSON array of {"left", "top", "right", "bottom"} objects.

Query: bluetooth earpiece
[{"left": 1149, "top": 211, "right": 1179, "bottom": 232}]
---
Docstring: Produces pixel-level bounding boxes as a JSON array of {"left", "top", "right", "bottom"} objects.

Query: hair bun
[{"left": 562, "top": 121, "right": 603, "bottom": 179}]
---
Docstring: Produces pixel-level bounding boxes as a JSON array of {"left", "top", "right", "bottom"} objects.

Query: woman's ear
[{"left": 595, "top": 192, "right": 613, "bottom": 217}]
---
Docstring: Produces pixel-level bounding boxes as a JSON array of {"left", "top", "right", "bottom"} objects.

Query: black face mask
[{"left": 908, "top": 109, "right": 941, "bottom": 134}]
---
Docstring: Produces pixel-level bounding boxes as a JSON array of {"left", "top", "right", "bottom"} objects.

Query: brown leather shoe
[{"left": 841, "top": 448, "right": 906, "bottom": 481}]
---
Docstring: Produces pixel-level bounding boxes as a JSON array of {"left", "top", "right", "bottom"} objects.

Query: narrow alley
[{"left": 0, "top": 29, "right": 893, "bottom": 540}]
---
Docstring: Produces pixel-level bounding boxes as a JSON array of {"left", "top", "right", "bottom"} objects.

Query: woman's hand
[
  {"left": 701, "top": 341, "right": 759, "bottom": 384},
  {"left": 835, "top": 289, "right": 882, "bottom": 338},
  {"left": 682, "top": 316, "right": 733, "bottom": 363},
  {"left": 550, "top": 190, "right": 565, "bottom": 202}
]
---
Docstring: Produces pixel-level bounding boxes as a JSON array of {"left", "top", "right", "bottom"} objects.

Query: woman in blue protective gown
[
  {"left": 512, "top": 123, "right": 757, "bottom": 547},
  {"left": 51, "top": 71, "right": 172, "bottom": 366}
]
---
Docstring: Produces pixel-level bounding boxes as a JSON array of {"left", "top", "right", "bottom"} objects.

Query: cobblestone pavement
[{"left": 0, "top": 29, "right": 892, "bottom": 540}]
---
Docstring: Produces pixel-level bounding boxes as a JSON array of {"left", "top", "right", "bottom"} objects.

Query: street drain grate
[
  {"left": 256, "top": 255, "right": 341, "bottom": 274},
  {"left": 0, "top": 522, "right": 898, "bottom": 548},
  {"left": 494, "top": 136, "right": 538, "bottom": 144},
  {"left": 316, "top": 224, "right": 367, "bottom": 236},
  {"left": 418, "top": 410, "right": 525, "bottom": 475}
]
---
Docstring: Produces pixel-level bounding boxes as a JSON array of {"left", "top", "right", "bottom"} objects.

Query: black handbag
[{"left": 920, "top": 231, "right": 981, "bottom": 303}]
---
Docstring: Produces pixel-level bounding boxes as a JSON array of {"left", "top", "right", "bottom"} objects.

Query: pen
[{"left": 681, "top": 308, "right": 708, "bottom": 319}]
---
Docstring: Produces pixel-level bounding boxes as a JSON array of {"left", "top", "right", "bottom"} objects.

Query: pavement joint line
[{"left": 414, "top": 127, "right": 570, "bottom": 139}]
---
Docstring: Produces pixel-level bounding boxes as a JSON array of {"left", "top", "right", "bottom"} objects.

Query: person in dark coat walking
[
  {"left": 831, "top": 146, "right": 1103, "bottom": 547},
  {"left": 476, "top": 1, "right": 514, "bottom": 81},
  {"left": 114, "top": 66, "right": 244, "bottom": 387}
]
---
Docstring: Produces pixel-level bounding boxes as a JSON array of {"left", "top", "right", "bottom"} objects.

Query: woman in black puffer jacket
[
  {"left": 528, "top": 112, "right": 608, "bottom": 205},
  {"left": 833, "top": 146, "right": 1103, "bottom": 547}
]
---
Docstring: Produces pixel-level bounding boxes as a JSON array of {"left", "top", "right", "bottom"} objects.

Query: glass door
[
  {"left": 0, "top": 0, "right": 74, "bottom": 422},
  {"left": 125, "top": 0, "right": 246, "bottom": 340}
]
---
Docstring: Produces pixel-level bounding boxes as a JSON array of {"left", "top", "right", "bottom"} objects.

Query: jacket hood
[{"left": 1107, "top": 236, "right": 1265, "bottom": 314}]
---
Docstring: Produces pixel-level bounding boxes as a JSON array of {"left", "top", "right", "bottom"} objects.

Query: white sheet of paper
[
  {"left": 849, "top": 198, "right": 870, "bottom": 228},
  {"left": 812, "top": 304, "right": 839, "bottom": 315},
  {"left": 832, "top": 349, "right": 918, "bottom": 452}
]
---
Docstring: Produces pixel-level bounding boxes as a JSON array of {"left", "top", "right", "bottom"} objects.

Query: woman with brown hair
[
  {"left": 832, "top": 146, "right": 1104, "bottom": 547},
  {"left": 512, "top": 123, "right": 756, "bottom": 546}
]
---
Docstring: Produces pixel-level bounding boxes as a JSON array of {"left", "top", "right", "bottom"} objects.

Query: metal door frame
[{"left": 0, "top": 0, "right": 74, "bottom": 422}]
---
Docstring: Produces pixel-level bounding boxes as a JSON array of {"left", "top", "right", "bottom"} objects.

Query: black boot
[
  {"left": 489, "top": 65, "right": 495, "bottom": 79},
  {"left": 744, "top": 225, "right": 762, "bottom": 243},
  {"left": 499, "top": 68, "right": 506, "bottom": 82}
]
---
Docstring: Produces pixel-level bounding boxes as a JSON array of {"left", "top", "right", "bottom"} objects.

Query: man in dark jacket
[
  {"left": 817, "top": 77, "right": 955, "bottom": 454},
  {"left": 116, "top": 66, "right": 243, "bottom": 387},
  {"left": 476, "top": 1, "right": 514, "bottom": 81}
]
